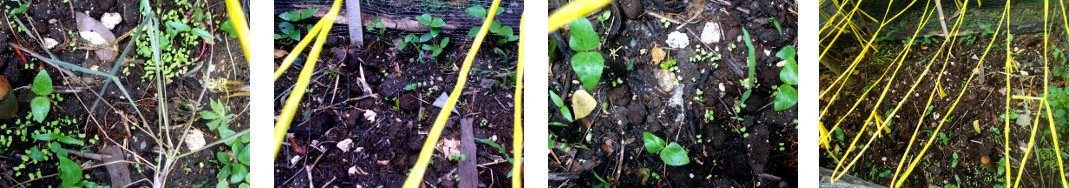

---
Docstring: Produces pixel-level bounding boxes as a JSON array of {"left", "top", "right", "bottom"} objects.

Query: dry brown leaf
[{"left": 651, "top": 47, "right": 665, "bottom": 64}]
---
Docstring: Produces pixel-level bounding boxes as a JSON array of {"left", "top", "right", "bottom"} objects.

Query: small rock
[
  {"left": 654, "top": 69, "right": 678, "bottom": 91},
  {"left": 337, "top": 138, "right": 353, "bottom": 152},
  {"left": 43, "top": 38, "right": 59, "bottom": 49},
  {"left": 183, "top": 129, "right": 206, "bottom": 152},
  {"left": 363, "top": 110, "right": 377, "bottom": 122},
  {"left": 101, "top": 12, "right": 122, "bottom": 30},
  {"left": 666, "top": 31, "right": 689, "bottom": 49},
  {"left": 701, "top": 22, "right": 722, "bottom": 44}
]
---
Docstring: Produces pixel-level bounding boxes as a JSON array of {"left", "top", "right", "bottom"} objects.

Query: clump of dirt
[
  {"left": 272, "top": 1, "right": 523, "bottom": 187},
  {"left": 0, "top": 0, "right": 249, "bottom": 187},
  {"left": 548, "top": 0, "right": 798, "bottom": 187}
]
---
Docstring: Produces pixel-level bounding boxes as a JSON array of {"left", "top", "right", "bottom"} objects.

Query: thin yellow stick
[
  {"left": 512, "top": 13, "right": 525, "bottom": 187},
  {"left": 403, "top": 0, "right": 502, "bottom": 186},
  {"left": 273, "top": 0, "right": 343, "bottom": 158},
  {"left": 274, "top": 18, "right": 328, "bottom": 80}
]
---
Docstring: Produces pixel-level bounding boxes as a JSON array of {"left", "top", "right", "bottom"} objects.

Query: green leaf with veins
[
  {"left": 774, "top": 84, "right": 798, "bottom": 111},
  {"left": 660, "top": 142, "right": 690, "bottom": 166},
  {"left": 776, "top": 45, "right": 797, "bottom": 85},
  {"left": 571, "top": 52, "right": 604, "bottom": 91},
  {"left": 643, "top": 132, "right": 666, "bottom": 154},
  {"left": 32, "top": 70, "right": 53, "bottom": 96},
  {"left": 567, "top": 19, "right": 599, "bottom": 52}
]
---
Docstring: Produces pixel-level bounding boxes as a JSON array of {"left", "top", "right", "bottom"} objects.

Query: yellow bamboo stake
[
  {"left": 224, "top": 0, "right": 250, "bottom": 57},
  {"left": 403, "top": 0, "right": 503, "bottom": 186},
  {"left": 274, "top": 18, "right": 329, "bottom": 80},
  {"left": 547, "top": 0, "right": 611, "bottom": 32},
  {"left": 512, "top": 13, "right": 525, "bottom": 187},
  {"left": 273, "top": 0, "right": 343, "bottom": 158}
]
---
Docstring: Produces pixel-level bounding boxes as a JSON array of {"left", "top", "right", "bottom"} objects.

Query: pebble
[
  {"left": 43, "top": 38, "right": 58, "bottom": 49},
  {"left": 101, "top": 12, "right": 122, "bottom": 30},
  {"left": 655, "top": 69, "right": 678, "bottom": 91},
  {"left": 700, "top": 22, "right": 721, "bottom": 44},
  {"left": 666, "top": 31, "right": 689, "bottom": 49}
]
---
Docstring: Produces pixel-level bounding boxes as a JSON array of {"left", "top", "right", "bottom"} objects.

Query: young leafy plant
[
  {"left": 568, "top": 18, "right": 605, "bottom": 91},
  {"left": 466, "top": 6, "right": 517, "bottom": 44},
  {"left": 201, "top": 98, "right": 250, "bottom": 187},
  {"left": 30, "top": 70, "right": 52, "bottom": 123},
  {"left": 276, "top": 8, "right": 318, "bottom": 41},
  {"left": 399, "top": 14, "right": 450, "bottom": 63},
  {"left": 549, "top": 91, "right": 574, "bottom": 122},
  {"left": 773, "top": 45, "right": 798, "bottom": 111},
  {"left": 643, "top": 132, "right": 690, "bottom": 166}
]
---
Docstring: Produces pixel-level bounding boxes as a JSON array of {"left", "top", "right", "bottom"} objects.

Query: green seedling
[
  {"left": 661, "top": 59, "right": 678, "bottom": 71},
  {"left": 29, "top": 70, "right": 52, "bottom": 123},
  {"left": 474, "top": 137, "right": 513, "bottom": 163},
  {"left": 203, "top": 98, "right": 250, "bottom": 187},
  {"left": 773, "top": 45, "right": 798, "bottom": 111},
  {"left": 400, "top": 14, "right": 450, "bottom": 63},
  {"left": 466, "top": 6, "right": 517, "bottom": 44},
  {"left": 276, "top": 8, "right": 318, "bottom": 41},
  {"left": 568, "top": 18, "right": 605, "bottom": 91},
  {"left": 549, "top": 91, "right": 573, "bottom": 122},
  {"left": 769, "top": 17, "right": 783, "bottom": 35},
  {"left": 366, "top": 18, "right": 385, "bottom": 36},
  {"left": 643, "top": 132, "right": 690, "bottom": 166}
]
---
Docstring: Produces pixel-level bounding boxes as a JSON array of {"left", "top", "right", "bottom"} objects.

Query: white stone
[
  {"left": 363, "top": 110, "right": 377, "bottom": 122},
  {"left": 666, "top": 31, "right": 689, "bottom": 49},
  {"left": 337, "top": 138, "right": 353, "bottom": 152},
  {"left": 700, "top": 22, "right": 721, "bottom": 44},
  {"left": 100, "top": 12, "right": 122, "bottom": 30},
  {"left": 183, "top": 129, "right": 206, "bottom": 152},
  {"left": 43, "top": 38, "right": 59, "bottom": 49},
  {"left": 654, "top": 69, "right": 678, "bottom": 91}
]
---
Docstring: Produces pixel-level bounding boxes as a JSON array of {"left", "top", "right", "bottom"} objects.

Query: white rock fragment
[
  {"left": 290, "top": 156, "right": 302, "bottom": 166},
  {"left": 700, "top": 22, "right": 721, "bottom": 44},
  {"left": 337, "top": 138, "right": 353, "bottom": 152},
  {"left": 718, "top": 83, "right": 726, "bottom": 92},
  {"left": 666, "top": 31, "right": 689, "bottom": 49},
  {"left": 43, "top": 38, "right": 59, "bottom": 49},
  {"left": 363, "top": 110, "right": 377, "bottom": 122},
  {"left": 654, "top": 69, "right": 678, "bottom": 91},
  {"left": 348, "top": 166, "right": 358, "bottom": 176},
  {"left": 100, "top": 12, "right": 122, "bottom": 30},
  {"left": 183, "top": 129, "right": 206, "bottom": 152}
]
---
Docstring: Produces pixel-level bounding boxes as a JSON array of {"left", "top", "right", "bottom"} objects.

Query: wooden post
[{"left": 346, "top": 0, "right": 363, "bottom": 47}]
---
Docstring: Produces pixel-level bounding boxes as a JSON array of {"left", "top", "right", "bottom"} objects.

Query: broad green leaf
[
  {"left": 216, "top": 180, "right": 229, "bottom": 188},
  {"left": 230, "top": 164, "right": 248, "bottom": 183},
  {"left": 571, "top": 52, "right": 604, "bottom": 91},
  {"left": 217, "top": 164, "right": 231, "bottom": 180},
  {"left": 659, "top": 142, "right": 690, "bottom": 166},
  {"left": 28, "top": 147, "right": 44, "bottom": 161},
  {"left": 166, "top": 21, "right": 191, "bottom": 32},
  {"left": 279, "top": 8, "right": 317, "bottom": 21},
  {"left": 301, "top": 9, "right": 319, "bottom": 20},
  {"left": 571, "top": 90, "right": 597, "bottom": 120},
  {"left": 774, "top": 84, "right": 798, "bottom": 111},
  {"left": 776, "top": 46, "right": 797, "bottom": 85},
  {"left": 643, "top": 132, "right": 666, "bottom": 154},
  {"left": 221, "top": 20, "right": 237, "bottom": 38},
  {"left": 31, "top": 97, "right": 50, "bottom": 123},
  {"left": 217, "top": 151, "right": 230, "bottom": 163},
  {"left": 238, "top": 145, "right": 250, "bottom": 165},
  {"left": 440, "top": 37, "right": 450, "bottom": 48},
  {"left": 32, "top": 70, "right": 52, "bottom": 96},
  {"left": 466, "top": 6, "right": 487, "bottom": 18},
  {"left": 58, "top": 156, "right": 83, "bottom": 187},
  {"left": 568, "top": 19, "right": 599, "bottom": 52},
  {"left": 191, "top": 28, "right": 215, "bottom": 40},
  {"left": 240, "top": 183, "right": 251, "bottom": 188}
]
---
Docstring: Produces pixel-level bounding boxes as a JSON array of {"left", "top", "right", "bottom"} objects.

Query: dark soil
[
  {"left": 818, "top": 18, "right": 1069, "bottom": 187},
  {"left": 271, "top": 1, "right": 523, "bottom": 187},
  {"left": 548, "top": 0, "right": 798, "bottom": 187},
  {"left": 0, "top": 0, "right": 249, "bottom": 187}
]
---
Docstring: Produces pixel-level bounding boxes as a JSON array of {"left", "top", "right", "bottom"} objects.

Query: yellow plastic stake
[
  {"left": 273, "top": 0, "right": 343, "bottom": 158},
  {"left": 547, "top": 0, "right": 610, "bottom": 32},
  {"left": 274, "top": 18, "right": 328, "bottom": 80},
  {"left": 403, "top": 0, "right": 503, "bottom": 186},
  {"left": 224, "top": 0, "right": 250, "bottom": 57},
  {"left": 512, "top": 13, "right": 525, "bottom": 187},
  {"left": 936, "top": 81, "right": 947, "bottom": 98}
]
